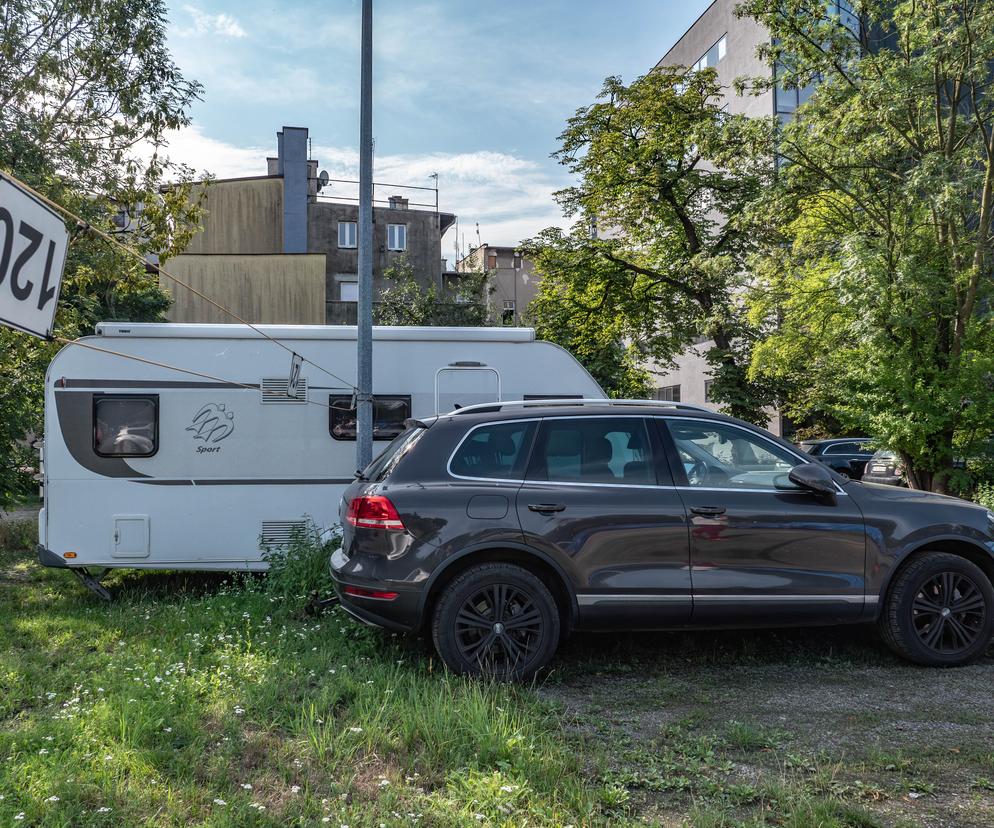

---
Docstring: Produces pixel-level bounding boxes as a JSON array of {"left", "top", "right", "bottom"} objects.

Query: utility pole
[{"left": 356, "top": 0, "right": 374, "bottom": 470}]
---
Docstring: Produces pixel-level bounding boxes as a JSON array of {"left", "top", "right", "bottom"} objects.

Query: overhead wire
[
  {"left": 50, "top": 335, "right": 356, "bottom": 411},
  {"left": 0, "top": 167, "right": 360, "bottom": 394}
]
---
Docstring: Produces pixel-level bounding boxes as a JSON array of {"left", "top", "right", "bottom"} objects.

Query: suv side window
[
  {"left": 664, "top": 419, "right": 799, "bottom": 490},
  {"left": 449, "top": 420, "right": 536, "bottom": 480},
  {"left": 527, "top": 417, "right": 656, "bottom": 485}
]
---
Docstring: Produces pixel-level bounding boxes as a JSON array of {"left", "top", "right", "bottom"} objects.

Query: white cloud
[
  {"left": 179, "top": 5, "right": 246, "bottom": 39},
  {"left": 154, "top": 126, "right": 572, "bottom": 249}
]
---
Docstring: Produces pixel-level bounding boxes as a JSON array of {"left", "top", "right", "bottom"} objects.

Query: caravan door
[{"left": 435, "top": 365, "right": 500, "bottom": 414}]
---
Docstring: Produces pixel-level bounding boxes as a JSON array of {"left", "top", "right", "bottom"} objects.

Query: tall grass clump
[
  {"left": 261, "top": 519, "right": 339, "bottom": 610},
  {"left": 0, "top": 517, "right": 36, "bottom": 553}
]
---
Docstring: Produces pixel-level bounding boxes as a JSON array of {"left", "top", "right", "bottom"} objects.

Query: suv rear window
[
  {"left": 449, "top": 421, "right": 536, "bottom": 480},
  {"left": 362, "top": 426, "right": 427, "bottom": 481}
]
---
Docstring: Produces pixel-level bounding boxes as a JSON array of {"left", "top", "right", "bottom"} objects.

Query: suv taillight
[{"left": 346, "top": 495, "right": 406, "bottom": 531}]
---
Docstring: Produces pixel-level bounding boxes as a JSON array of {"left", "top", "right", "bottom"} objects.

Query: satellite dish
[{"left": 317, "top": 170, "right": 330, "bottom": 192}]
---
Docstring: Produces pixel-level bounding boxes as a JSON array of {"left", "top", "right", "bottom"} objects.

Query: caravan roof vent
[{"left": 261, "top": 377, "right": 309, "bottom": 404}]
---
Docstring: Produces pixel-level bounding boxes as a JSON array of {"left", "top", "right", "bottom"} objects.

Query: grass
[{"left": 3, "top": 518, "right": 993, "bottom": 826}]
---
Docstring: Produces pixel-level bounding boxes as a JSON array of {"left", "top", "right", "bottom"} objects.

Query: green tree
[
  {"left": 741, "top": 0, "right": 994, "bottom": 493},
  {"left": 0, "top": 0, "right": 203, "bottom": 505},
  {"left": 523, "top": 69, "right": 779, "bottom": 419},
  {"left": 376, "top": 255, "right": 492, "bottom": 327}
]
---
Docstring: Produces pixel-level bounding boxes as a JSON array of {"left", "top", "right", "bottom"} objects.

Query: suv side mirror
[{"left": 786, "top": 463, "right": 838, "bottom": 501}]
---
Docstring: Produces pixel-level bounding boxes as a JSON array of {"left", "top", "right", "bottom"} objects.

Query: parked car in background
[
  {"left": 798, "top": 438, "right": 876, "bottom": 479},
  {"left": 862, "top": 449, "right": 906, "bottom": 487},
  {"left": 332, "top": 399, "right": 994, "bottom": 680}
]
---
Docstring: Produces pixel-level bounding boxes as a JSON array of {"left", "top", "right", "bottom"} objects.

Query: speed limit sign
[{"left": 0, "top": 174, "right": 69, "bottom": 339}]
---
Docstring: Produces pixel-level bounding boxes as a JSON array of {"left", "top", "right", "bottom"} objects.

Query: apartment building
[
  {"left": 166, "top": 126, "right": 456, "bottom": 325},
  {"left": 455, "top": 244, "right": 541, "bottom": 325}
]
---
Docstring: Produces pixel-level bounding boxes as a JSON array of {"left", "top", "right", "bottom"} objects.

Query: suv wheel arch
[
  {"left": 419, "top": 543, "right": 577, "bottom": 634},
  {"left": 876, "top": 537, "right": 994, "bottom": 617}
]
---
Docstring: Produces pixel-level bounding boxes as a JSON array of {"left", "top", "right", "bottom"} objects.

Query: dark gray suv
[{"left": 331, "top": 400, "right": 994, "bottom": 679}]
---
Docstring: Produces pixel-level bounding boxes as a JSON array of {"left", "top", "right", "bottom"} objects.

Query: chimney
[
  {"left": 276, "top": 126, "right": 309, "bottom": 254},
  {"left": 388, "top": 195, "right": 409, "bottom": 210}
]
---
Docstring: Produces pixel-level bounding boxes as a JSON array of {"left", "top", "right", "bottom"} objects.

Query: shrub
[
  {"left": 975, "top": 483, "right": 994, "bottom": 511},
  {"left": 0, "top": 517, "right": 37, "bottom": 552},
  {"left": 261, "top": 518, "right": 339, "bottom": 609}
]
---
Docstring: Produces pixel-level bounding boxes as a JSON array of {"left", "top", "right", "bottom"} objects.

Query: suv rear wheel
[
  {"left": 880, "top": 552, "right": 994, "bottom": 666},
  {"left": 431, "top": 562, "right": 560, "bottom": 681}
]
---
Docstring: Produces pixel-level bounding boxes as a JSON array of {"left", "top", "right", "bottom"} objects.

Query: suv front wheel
[
  {"left": 880, "top": 552, "right": 994, "bottom": 666},
  {"left": 431, "top": 562, "right": 561, "bottom": 681}
]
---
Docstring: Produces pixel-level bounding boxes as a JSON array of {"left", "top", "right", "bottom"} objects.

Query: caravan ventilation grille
[
  {"left": 261, "top": 378, "right": 308, "bottom": 404},
  {"left": 260, "top": 520, "right": 308, "bottom": 549}
]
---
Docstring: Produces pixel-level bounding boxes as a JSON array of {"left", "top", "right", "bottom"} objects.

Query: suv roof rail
[{"left": 446, "top": 398, "right": 714, "bottom": 416}]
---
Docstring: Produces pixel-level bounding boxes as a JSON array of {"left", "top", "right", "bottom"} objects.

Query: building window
[
  {"left": 487, "top": 253, "right": 498, "bottom": 270},
  {"left": 329, "top": 395, "right": 411, "bottom": 441},
  {"left": 704, "top": 380, "right": 715, "bottom": 403},
  {"left": 502, "top": 299, "right": 516, "bottom": 325},
  {"left": 339, "top": 280, "right": 359, "bottom": 302},
  {"left": 387, "top": 224, "right": 407, "bottom": 251},
  {"left": 93, "top": 394, "right": 158, "bottom": 457},
  {"left": 656, "top": 384, "right": 681, "bottom": 402},
  {"left": 338, "top": 221, "right": 357, "bottom": 249},
  {"left": 692, "top": 34, "right": 727, "bottom": 72}
]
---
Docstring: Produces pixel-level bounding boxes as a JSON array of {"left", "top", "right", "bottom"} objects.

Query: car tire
[
  {"left": 432, "top": 562, "right": 561, "bottom": 681},
  {"left": 880, "top": 552, "right": 994, "bottom": 666}
]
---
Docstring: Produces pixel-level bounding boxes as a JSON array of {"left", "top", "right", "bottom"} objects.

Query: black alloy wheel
[
  {"left": 911, "top": 572, "right": 987, "bottom": 654},
  {"left": 432, "top": 563, "right": 560, "bottom": 680},
  {"left": 880, "top": 551, "right": 994, "bottom": 666}
]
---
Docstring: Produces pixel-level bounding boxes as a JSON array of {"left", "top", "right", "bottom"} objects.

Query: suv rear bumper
[{"left": 331, "top": 577, "right": 423, "bottom": 632}]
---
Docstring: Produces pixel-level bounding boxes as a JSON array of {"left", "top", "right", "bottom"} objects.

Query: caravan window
[
  {"left": 93, "top": 395, "right": 158, "bottom": 457},
  {"left": 329, "top": 395, "right": 411, "bottom": 441}
]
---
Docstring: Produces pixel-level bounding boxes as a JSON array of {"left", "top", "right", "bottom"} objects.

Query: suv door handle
[
  {"left": 528, "top": 503, "right": 566, "bottom": 513},
  {"left": 690, "top": 505, "right": 726, "bottom": 517}
]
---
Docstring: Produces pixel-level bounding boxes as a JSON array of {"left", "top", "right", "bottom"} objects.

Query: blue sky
[{"left": 163, "top": 0, "right": 711, "bottom": 251}]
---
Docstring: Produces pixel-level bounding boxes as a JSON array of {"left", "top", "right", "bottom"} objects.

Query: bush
[
  {"left": 0, "top": 518, "right": 37, "bottom": 552},
  {"left": 261, "top": 519, "right": 339, "bottom": 609},
  {"left": 975, "top": 483, "right": 994, "bottom": 511}
]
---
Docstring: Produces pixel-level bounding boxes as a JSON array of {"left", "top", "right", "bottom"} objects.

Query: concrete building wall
[
  {"left": 456, "top": 245, "right": 540, "bottom": 325},
  {"left": 311, "top": 201, "right": 454, "bottom": 324},
  {"left": 183, "top": 178, "right": 283, "bottom": 255},
  {"left": 657, "top": 0, "right": 772, "bottom": 119},
  {"left": 164, "top": 254, "right": 326, "bottom": 324}
]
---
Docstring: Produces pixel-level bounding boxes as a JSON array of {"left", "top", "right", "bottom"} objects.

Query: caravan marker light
[
  {"left": 63, "top": 552, "right": 77, "bottom": 559},
  {"left": 346, "top": 495, "right": 406, "bottom": 531}
]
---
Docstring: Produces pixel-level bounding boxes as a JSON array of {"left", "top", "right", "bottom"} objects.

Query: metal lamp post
[{"left": 356, "top": 0, "right": 374, "bottom": 470}]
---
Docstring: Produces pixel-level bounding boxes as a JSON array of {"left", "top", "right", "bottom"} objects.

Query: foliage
[
  {"left": 260, "top": 520, "right": 338, "bottom": 610},
  {"left": 375, "top": 255, "right": 493, "bottom": 326},
  {"left": 524, "top": 246, "right": 652, "bottom": 397},
  {"left": 975, "top": 483, "right": 994, "bottom": 511},
  {"left": 523, "top": 69, "right": 781, "bottom": 421},
  {"left": 741, "top": 0, "right": 994, "bottom": 493},
  {"left": 0, "top": 0, "right": 204, "bottom": 506},
  {"left": 0, "top": 518, "right": 37, "bottom": 553}
]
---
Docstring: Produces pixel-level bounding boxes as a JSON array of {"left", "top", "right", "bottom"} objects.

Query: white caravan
[{"left": 37, "top": 323, "right": 603, "bottom": 592}]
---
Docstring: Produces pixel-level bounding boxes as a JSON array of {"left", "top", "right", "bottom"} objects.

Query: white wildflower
[{"left": 213, "top": 799, "right": 227, "bottom": 806}]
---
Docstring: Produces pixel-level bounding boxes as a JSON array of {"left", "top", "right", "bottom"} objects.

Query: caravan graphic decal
[{"left": 186, "top": 403, "right": 235, "bottom": 452}]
